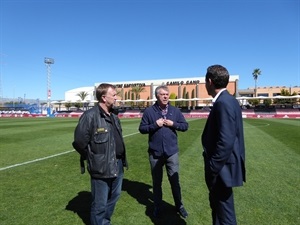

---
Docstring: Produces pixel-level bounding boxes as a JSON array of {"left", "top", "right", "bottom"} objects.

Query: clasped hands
[{"left": 156, "top": 118, "right": 173, "bottom": 127}]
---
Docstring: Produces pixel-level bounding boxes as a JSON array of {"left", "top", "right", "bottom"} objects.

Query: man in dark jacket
[
  {"left": 72, "top": 83, "right": 128, "bottom": 225},
  {"left": 139, "top": 85, "right": 189, "bottom": 219},
  {"left": 202, "top": 65, "right": 246, "bottom": 225}
]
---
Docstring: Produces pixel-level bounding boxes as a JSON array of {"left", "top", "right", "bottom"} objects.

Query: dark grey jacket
[{"left": 72, "top": 105, "right": 127, "bottom": 179}]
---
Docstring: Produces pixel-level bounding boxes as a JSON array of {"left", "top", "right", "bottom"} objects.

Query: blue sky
[{"left": 0, "top": 0, "right": 299, "bottom": 101}]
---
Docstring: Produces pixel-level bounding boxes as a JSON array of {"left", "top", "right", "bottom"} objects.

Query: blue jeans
[
  {"left": 90, "top": 159, "right": 124, "bottom": 225},
  {"left": 149, "top": 153, "right": 183, "bottom": 209}
]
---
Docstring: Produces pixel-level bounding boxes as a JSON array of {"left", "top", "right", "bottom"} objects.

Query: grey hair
[{"left": 155, "top": 85, "right": 169, "bottom": 98}]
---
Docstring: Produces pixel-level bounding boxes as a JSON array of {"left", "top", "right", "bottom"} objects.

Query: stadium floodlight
[
  {"left": 44, "top": 57, "right": 54, "bottom": 64},
  {"left": 44, "top": 57, "right": 54, "bottom": 116}
]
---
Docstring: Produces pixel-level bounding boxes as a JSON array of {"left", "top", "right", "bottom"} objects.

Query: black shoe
[
  {"left": 177, "top": 206, "right": 188, "bottom": 219},
  {"left": 153, "top": 206, "right": 160, "bottom": 218}
]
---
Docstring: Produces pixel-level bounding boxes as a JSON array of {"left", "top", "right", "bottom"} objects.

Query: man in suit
[{"left": 201, "top": 65, "right": 246, "bottom": 225}]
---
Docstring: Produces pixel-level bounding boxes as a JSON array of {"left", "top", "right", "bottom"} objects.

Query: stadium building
[
  {"left": 64, "top": 75, "right": 240, "bottom": 107},
  {"left": 64, "top": 76, "right": 300, "bottom": 107},
  {"left": 1, "top": 75, "right": 299, "bottom": 118}
]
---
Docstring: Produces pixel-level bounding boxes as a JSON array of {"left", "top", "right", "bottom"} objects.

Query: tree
[
  {"left": 273, "top": 89, "right": 297, "bottom": 105},
  {"left": 252, "top": 68, "right": 262, "bottom": 97},
  {"left": 76, "top": 91, "right": 88, "bottom": 101},
  {"left": 248, "top": 99, "right": 259, "bottom": 106},
  {"left": 131, "top": 86, "right": 146, "bottom": 106},
  {"left": 169, "top": 93, "right": 176, "bottom": 106},
  {"left": 263, "top": 99, "right": 272, "bottom": 107},
  {"left": 64, "top": 102, "right": 72, "bottom": 111},
  {"left": 131, "top": 86, "right": 145, "bottom": 100},
  {"left": 182, "top": 87, "right": 187, "bottom": 107},
  {"left": 74, "top": 102, "right": 81, "bottom": 110},
  {"left": 116, "top": 88, "right": 123, "bottom": 99},
  {"left": 191, "top": 89, "right": 195, "bottom": 107},
  {"left": 76, "top": 91, "right": 89, "bottom": 110}
]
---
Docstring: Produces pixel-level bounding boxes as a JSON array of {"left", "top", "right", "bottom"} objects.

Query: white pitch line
[
  {"left": 0, "top": 150, "right": 74, "bottom": 171},
  {"left": 123, "top": 132, "right": 140, "bottom": 137},
  {"left": 0, "top": 132, "right": 140, "bottom": 172}
]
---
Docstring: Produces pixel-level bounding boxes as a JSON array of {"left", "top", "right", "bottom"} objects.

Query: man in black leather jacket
[{"left": 72, "top": 83, "right": 128, "bottom": 225}]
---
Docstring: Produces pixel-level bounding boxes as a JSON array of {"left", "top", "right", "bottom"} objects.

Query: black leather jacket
[{"left": 72, "top": 105, "right": 128, "bottom": 179}]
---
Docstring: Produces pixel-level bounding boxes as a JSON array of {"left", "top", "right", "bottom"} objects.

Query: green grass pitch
[{"left": 0, "top": 117, "right": 299, "bottom": 225}]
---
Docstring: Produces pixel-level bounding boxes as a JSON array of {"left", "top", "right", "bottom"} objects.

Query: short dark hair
[
  {"left": 205, "top": 65, "right": 229, "bottom": 89},
  {"left": 95, "top": 83, "right": 116, "bottom": 101}
]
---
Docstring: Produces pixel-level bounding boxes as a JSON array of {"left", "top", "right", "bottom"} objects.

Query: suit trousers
[{"left": 209, "top": 178, "right": 237, "bottom": 225}]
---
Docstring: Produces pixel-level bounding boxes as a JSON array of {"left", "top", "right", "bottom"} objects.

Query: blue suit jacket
[{"left": 201, "top": 90, "right": 246, "bottom": 189}]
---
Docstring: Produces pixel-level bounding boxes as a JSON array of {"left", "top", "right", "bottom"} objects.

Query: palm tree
[
  {"left": 131, "top": 86, "right": 146, "bottom": 107},
  {"left": 115, "top": 88, "right": 123, "bottom": 99},
  {"left": 64, "top": 102, "right": 72, "bottom": 111},
  {"left": 252, "top": 68, "right": 262, "bottom": 97},
  {"left": 76, "top": 91, "right": 89, "bottom": 110},
  {"left": 131, "top": 86, "right": 145, "bottom": 100},
  {"left": 77, "top": 91, "right": 89, "bottom": 101}
]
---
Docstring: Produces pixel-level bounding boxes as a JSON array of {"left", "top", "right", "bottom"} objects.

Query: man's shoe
[
  {"left": 153, "top": 206, "right": 160, "bottom": 218},
  {"left": 177, "top": 206, "right": 188, "bottom": 219}
]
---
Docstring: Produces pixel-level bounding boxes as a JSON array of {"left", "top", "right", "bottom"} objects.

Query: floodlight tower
[{"left": 44, "top": 57, "right": 54, "bottom": 115}]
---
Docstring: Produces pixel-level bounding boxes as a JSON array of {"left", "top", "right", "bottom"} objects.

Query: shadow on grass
[
  {"left": 65, "top": 191, "right": 91, "bottom": 225},
  {"left": 122, "top": 178, "right": 187, "bottom": 225},
  {"left": 65, "top": 179, "right": 187, "bottom": 225}
]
